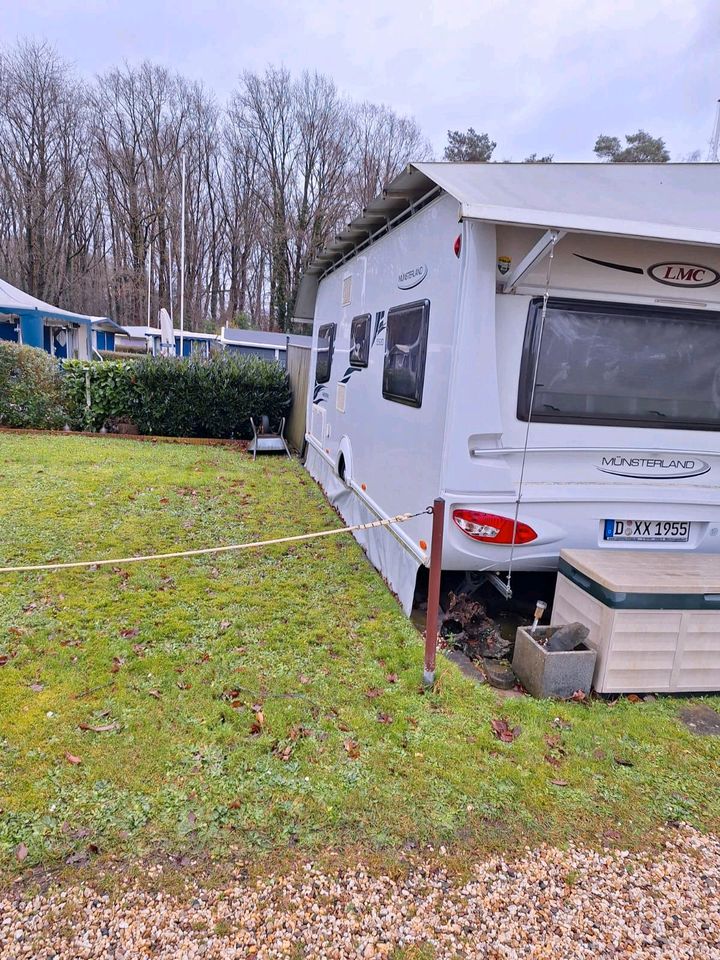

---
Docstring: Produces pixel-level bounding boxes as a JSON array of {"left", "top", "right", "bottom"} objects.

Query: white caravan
[{"left": 295, "top": 163, "right": 720, "bottom": 613}]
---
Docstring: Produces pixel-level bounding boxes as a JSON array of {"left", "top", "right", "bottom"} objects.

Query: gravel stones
[{"left": 0, "top": 825, "right": 718, "bottom": 959}]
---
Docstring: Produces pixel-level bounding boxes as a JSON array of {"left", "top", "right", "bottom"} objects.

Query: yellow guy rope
[{"left": 0, "top": 510, "right": 429, "bottom": 575}]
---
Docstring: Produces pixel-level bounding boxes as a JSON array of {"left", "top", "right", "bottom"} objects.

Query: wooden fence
[{"left": 286, "top": 343, "right": 311, "bottom": 453}]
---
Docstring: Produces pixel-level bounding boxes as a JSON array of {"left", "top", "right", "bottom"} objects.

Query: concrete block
[{"left": 512, "top": 626, "right": 596, "bottom": 700}]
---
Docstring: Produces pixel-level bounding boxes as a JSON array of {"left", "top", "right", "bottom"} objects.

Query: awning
[
  {"left": 295, "top": 161, "right": 720, "bottom": 318},
  {"left": 413, "top": 161, "right": 720, "bottom": 247},
  {"left": 91, "top": 317, "right": 129, "bottom": 336}
]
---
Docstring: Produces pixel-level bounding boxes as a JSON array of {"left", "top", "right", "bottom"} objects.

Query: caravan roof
[{"left": 295, "top": 162, "right": 720, "bottom": 317}]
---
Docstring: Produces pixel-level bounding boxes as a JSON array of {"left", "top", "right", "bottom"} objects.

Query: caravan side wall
[
  {"left": 305, "top": 206, "right": 720, "bottom": 607},
  {"left": 305, "top": 194, "right": 463, "bottom": 608}
]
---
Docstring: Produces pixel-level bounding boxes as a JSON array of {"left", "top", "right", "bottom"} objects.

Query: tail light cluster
[{"left": 452, "top": 509, "right": 538, "bottom": 544}]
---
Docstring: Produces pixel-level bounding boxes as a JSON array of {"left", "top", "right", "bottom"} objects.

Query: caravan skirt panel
[{"left": 305, "top": 444, "right": 420, "bottom": 614}]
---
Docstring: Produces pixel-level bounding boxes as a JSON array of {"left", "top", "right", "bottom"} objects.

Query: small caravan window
[
  {"left": 349, "top": 314, "right": 371, "bottom": 367},
  {"left": 518, "top": 297, "right": 720, "bottom": 431},
  {"left": 382, "top": 300, "right": 430, "bottom": 407},
  {"left": 315, "top": 322, "right": 336, "bottom": 383}
]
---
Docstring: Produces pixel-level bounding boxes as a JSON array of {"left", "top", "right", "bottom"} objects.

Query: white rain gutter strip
[
  {"left": 503, "top": 229, "right": 566, "bottom": 292},
  {"left": 470, "top": 445, "right": 720, "bottom": 458},
  {"left": 461, "top": 203, "right": 720, "bottom": 248}
]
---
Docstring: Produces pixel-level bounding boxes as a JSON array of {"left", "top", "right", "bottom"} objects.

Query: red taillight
[
  {"left": 453, "top": 234, "right": 462, "bottom": 258},
  {"left": 452, "top": 509, "right": 538, "bottom": 544}
]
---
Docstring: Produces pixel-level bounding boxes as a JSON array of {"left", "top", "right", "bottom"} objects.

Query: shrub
[
  {"left": 62, "top": 353, "right": 292, "bottom": 440},
  {"left": 0, "top": 342, "right": 68, "bottom": 429},
  {"left": 129, "top": 353, "right": 292, "bottom": 439},
  {"left": 63, "top": 359, "right": 137, "bottom": 431}
]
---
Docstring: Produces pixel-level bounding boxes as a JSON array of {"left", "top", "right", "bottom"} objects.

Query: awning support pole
[
  {"left": 423, "top": 497, "right": 445, "bottom": 687},
  {"left": 503, "top": 228, "right": 565, "bottom": 292}
]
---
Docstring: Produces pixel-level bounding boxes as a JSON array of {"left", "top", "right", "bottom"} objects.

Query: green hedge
[
  {"left": 0, "top": 342, "right": 68, "bottom": 429},
  {"left": 63, "top": 353, "right": 292, "bottom": 439},
  {"left": 62, "top": 358, "right": 136, "bottom": 431}
]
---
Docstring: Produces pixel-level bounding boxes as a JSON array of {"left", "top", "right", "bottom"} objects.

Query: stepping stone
[
  {"left": 679, "top": 705, "right": 720, "bottom": 736},
  {"left": 481, "top": 657, "right": 517, "bottom": 690},
  {"left": 443, "top": 648, "right": 485, "bottom": 684}
]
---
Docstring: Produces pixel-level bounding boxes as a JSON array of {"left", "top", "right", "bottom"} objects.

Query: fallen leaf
[
  {"left": 593, "top": 748, "right": 607, "bottom": 761},
  {"left": 377, "top": 712, "right": 393, "bottom": 724},
  {"left": 30, "top": 682, "right": 44, "bottom": 693},
  {"left": 550, "top": 779, "right": 569, "bottom": 787},
  {"left": 275, "top": 744, "right": 294, "bottom": 761},
  {"left": 552, "top": 718, "right": 572, "bottom": 730},
  {"left": 544, "top": 753, "right": 562, "bottom": 767},
  {"left": 249, "top": 710, "right": 265, "bottom": 735},
  {"left": 219, "top": 620, "right": 231, "bottom": 631},
  {"left": 570, "top": 690, "right": 587, "bottom": 702},
  {"left": 132, "top": 644, "right": 145, "bottom": 657},
  {"left": 298, "top": 674, "right": 310, "bottom": 685},
  {"left": 120, "top": 628, "right": 139, "bottom": 639},
  {"left": 343, "top": 739, "right": 360, "bottom": 760},
  {"left": 78, "top": 722, "right": 120, "bottom": 733},
  {"left": 228, "top": 799, "right": 242, "bottom": 810},
  {"left": 65, "top": 753, "right": 82, "bottom": 765},
  {"left": 110, "top": 657, "right": 125, "bottom": 673},
  {"left": 176, "top": 680, "right": 191, "bottom": 690},
  {"left": 490, "top": 718, "right": 521, "bottom": 743},
  {"left": 614, "top": 756, "right": 634, "bottom": 767},
  {"left": 0, "top": 655, "right": 9, "bottom": 667},
  {"left": 365, "top": 687, "right": 382, "bottom": 699},
  {"left": 148, "top": 689, "right": 162, "bottom": 699},
  {"left": 544, "top": 734, "right": 562, "bottom": 749},
  {"left": 387, "top": 673, "right": 399, "bottom": 684},
  {"left": 627, "top": 694, "right": 641, "bottom": 703},
  {"left": 159, "top": 497, "right": 169, "bottom": 504},
  {"left": 15, "top": 843, "right": 28, "bottom": 862},
  {"left": 187, "top": 811, "right": 197, "bottom": 826}
]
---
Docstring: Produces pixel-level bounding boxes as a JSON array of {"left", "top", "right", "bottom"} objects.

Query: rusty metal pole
[{"left": 423, "top": 497, "right": 445, "bottom": 687}]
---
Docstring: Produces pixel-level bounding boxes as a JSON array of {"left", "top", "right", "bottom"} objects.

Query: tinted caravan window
[
  {"left": 382, "top": 300, "right": 430, "bottom": 407},
  {"left": 315, "top": 322, "right": 336, "bottom": 383},
  {"left": 349, "top": 314, "right": 371, "bottom": 367},
  {"left": 518, "top": 297, "right": 720, "bottom": 431}
]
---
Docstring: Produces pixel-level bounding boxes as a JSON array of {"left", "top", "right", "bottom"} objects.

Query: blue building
[{"left": 0, "top": 277, "right": 126, "bottom": 359}]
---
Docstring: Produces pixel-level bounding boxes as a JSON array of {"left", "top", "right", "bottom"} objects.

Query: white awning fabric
[
  {"left": 0, "top": 277, "right": 96, "bottom": 323},
  {"left": 413, "top": 162, "right": 720, "bottom": 247}
]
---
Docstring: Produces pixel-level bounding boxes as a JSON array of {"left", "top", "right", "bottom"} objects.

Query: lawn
[{"left": 0, "top": 433, "right": 718, "bottom": 872}]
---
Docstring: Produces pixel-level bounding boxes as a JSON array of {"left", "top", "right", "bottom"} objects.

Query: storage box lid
[{"left": 559, "top": 549, "right": 720, "bottom": 610}]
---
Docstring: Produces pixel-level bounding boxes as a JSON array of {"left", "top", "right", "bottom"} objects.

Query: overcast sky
[{"left": 4, "top": 0, "right": 719, "bottom": 161}]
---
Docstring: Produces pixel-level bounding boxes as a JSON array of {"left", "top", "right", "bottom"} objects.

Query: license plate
[{"left": 603, "top": 519, "right": 690, "bottom": 542}]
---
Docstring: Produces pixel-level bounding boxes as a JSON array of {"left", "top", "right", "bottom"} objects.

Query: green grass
[{"left": 0, "top": 433, "right": 718, "bottom": 872}]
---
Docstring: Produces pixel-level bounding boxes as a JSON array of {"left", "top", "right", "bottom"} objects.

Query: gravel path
[{"left": 1, "top": 826, "right": 718, "bottom": 959}]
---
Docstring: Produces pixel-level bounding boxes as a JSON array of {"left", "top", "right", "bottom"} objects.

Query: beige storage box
[{"left": 552, "top": 550, "right": 720, "bottom": 694}]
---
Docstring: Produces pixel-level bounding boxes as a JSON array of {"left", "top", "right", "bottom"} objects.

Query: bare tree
[
  {"left": 0, "top": 39, "right": 436, "bottom": 331},
  {"left": 0, "top": 40, "right": 95, "bottom": 306},
  {"left": 351, "top": 103, "right": 432, "bottom": 212}
]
